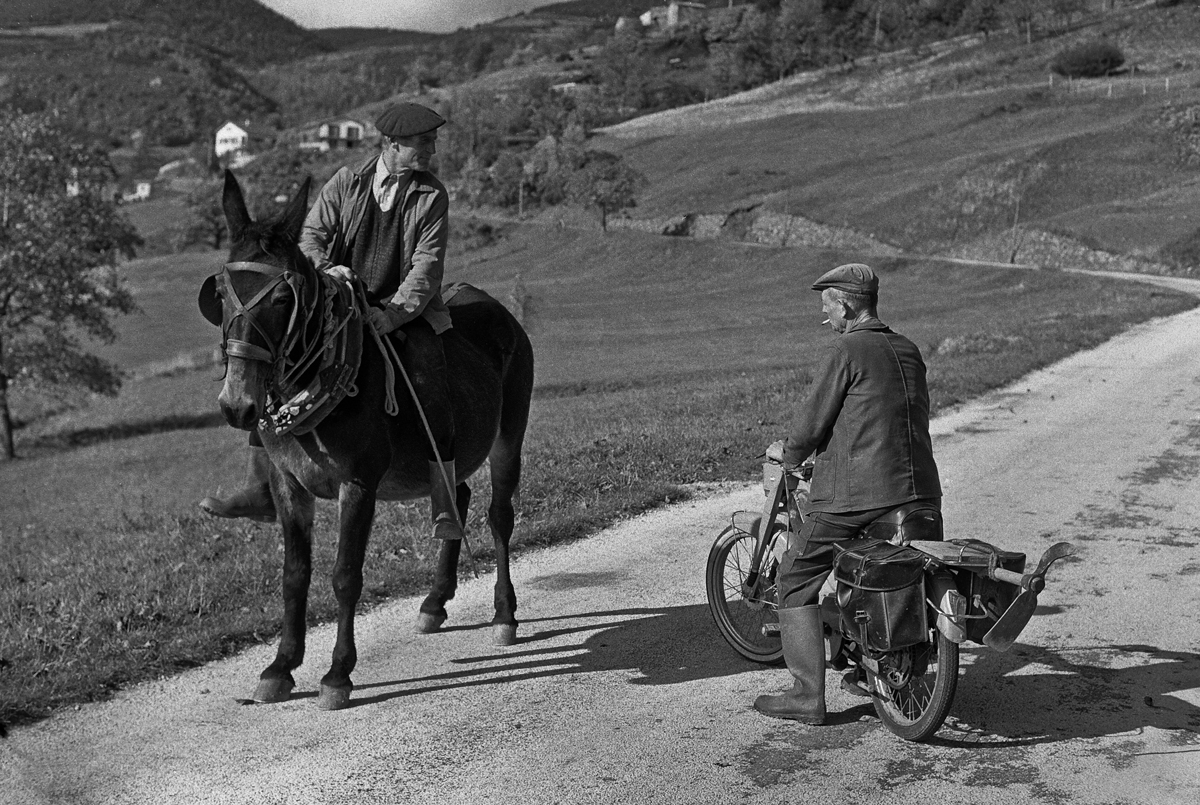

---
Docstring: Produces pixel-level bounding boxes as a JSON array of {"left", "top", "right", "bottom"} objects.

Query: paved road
[{"left": 4, "top": 279, "right": 1200, "bottom": 805}]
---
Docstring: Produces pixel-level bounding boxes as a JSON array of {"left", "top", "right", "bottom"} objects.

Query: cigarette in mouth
[{"left": 821, "top": 319, "right": 831, "bottom": 325}]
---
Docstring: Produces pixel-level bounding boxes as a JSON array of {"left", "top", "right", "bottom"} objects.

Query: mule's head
[{"left": 198, "top": 170, "right": 313, "bottom": 431}]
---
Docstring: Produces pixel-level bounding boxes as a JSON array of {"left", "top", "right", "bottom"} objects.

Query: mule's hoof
[
  {"left": 252, "top": 677, "right": 294, "bottom": 703},
  {"left": 317, "top": 684, "right": 352, "bottom": 711},
  {"left": 415, "top": 612, "right": 447, "bottom": 634},
  {"left": 492, "top": 623, "right": 518, "bottom": 646}
]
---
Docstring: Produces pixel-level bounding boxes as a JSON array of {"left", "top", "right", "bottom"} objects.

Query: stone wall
[
  {"left": 949, "top": 229, "right": 1187, "bottom": 275},
  {"left": 609, "top": 207, "right": 902, "bottom": 255}
]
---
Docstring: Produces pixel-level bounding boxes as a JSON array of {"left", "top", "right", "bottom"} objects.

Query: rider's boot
[
  {"left": 754, "top": 604, "right": 827, "bottom": 724},
  {"left": 429, "top": 459, "right": 464, "bottom": 541},
  {"left": 199, "top": 445, "right": 276, "bottom": 523}
]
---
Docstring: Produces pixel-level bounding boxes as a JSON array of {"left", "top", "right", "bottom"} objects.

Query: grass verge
[{"left": 1, "top": 240, "right": 1195, "bottom": 728}]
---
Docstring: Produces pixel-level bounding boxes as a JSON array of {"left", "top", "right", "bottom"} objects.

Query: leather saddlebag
[{"left": 834, "top": 540, "right": 929, "bottom": 653}]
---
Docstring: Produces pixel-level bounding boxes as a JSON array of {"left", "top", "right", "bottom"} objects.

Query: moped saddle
[{"left": 860, "top": 502, "right": 943, "bottom": 544}]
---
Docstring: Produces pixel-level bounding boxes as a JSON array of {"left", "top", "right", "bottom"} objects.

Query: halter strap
[{"left": 220, "top": 261, "right": 305, "bottom": 366}]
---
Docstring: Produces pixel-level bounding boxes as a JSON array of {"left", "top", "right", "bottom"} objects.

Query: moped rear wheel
[
  {"left": 867, "top": 631, "right": 959, "bottom": 742},
  {"left": 705, "top": 525, "right": 784, "bottom": 664}
]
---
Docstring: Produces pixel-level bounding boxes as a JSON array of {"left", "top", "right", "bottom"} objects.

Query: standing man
[
  {"left": 201, "top": 101, "right": 463, "bottom": 542},
  {"left": 755, "top": 263, "right": 942, "bottom": 724}
]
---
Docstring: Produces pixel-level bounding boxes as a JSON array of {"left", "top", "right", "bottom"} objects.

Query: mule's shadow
[
  {"left": 935, "top": 642, "right": 1200, "bottom": 746},
  {"left": 350, "top": 603, "right": 765, "bottom": 707},
  {"left": 348, "top": 600, "right": 1200, "bottom": 748}
]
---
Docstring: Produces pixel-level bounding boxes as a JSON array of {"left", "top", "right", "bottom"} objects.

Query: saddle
[{"left": 859, "top": 501, "right": 943, "bottom": 544}]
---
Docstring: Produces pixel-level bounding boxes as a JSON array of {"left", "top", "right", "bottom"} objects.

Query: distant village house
[
  {"left": 122, "top": 179, "right": 153, "bottom": 203},
  {"left": 214, "top": 120, "right": 273, "bottom": 168},
  {"left": 639, "top": 2, "right": 707, "bottom": 29},
  {"left": 297, "top": 117, "right": 377, "bottom": 153}
]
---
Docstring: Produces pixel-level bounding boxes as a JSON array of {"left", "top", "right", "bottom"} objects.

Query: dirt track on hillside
[{"left": 3, "top": 275, "right": 1200, "bottom": 804}]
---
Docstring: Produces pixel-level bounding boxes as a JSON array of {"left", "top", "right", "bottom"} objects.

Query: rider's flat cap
[
  {"left": 375, "top": 102, "right": 446, "bottom": 139},
  {"left": 812, "top": 263, "right": 879, "bottom": 294}
]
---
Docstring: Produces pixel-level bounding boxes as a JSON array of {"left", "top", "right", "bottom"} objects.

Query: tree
[
  {"left": 1004, "top": 0, "right": 1044, "bottom": 44},
  {"left": 594, "top": 26, "right": 652, "bottom": 113},
  {"left": 175, "top": 178, "right": 226, "bottom": 250},
  {"left": 927, "top": 158, "right": 1047, "bottom": 262},
  {"left": 0, "top": 110, "right": 140, "bottom": 459},
  {"left": 565, "top": 150, "right": 646, "bottom": 232},
  {"left": 957, "top": 0, "right": 1004, "bottom": 39}
]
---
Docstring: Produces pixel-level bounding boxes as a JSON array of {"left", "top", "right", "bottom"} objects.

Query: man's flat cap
[
  {"left": 375, "top": 102, "right": 445, "bottom": 138},
  {"left": 812, "top": 263, "right": 879, "bottom": 294}
]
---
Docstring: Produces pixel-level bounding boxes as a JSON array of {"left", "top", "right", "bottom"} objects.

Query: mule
[{"left": 198, "top": 171, "right": 534, "bottom": 710}]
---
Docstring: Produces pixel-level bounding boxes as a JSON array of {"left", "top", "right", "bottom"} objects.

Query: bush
[
  {"left": 1159, "top": 226, "right": 1200, "bottom": 271},
  {"left": 1051, "top": 41, "right": 1125, "bottom": 78}
]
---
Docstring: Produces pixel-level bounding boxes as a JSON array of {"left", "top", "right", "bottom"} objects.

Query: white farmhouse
[
  {"left": 640, "top": 2, "right": 708, "bottom": 29},
  {"left": 214, "top": 121, "right": 251, "bottom": 158},
  {"left": 298, "top": 117, "right": 377, "bottom": 152}
]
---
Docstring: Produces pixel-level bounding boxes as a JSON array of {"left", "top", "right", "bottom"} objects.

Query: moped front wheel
[
  {"left": 867, "top": 631, "right": 959, "bottom": 742},
  {"left": 705, "top": 525, "right": 783, "bottom": 664}
]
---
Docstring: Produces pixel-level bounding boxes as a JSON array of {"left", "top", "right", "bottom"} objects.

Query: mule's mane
[{"left": 232, "top": 214, "right": 308, "bottom": 270}]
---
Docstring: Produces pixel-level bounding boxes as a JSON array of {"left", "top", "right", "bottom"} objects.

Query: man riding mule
[
  {"left": 201, "top": 101, "right": 464, "bottom": 542},
  {"left": 196, "top": 167, "right": 533, "bottom": 708},
  {"left": 758, "top": 263, "right": 942, "bottom": 725}
]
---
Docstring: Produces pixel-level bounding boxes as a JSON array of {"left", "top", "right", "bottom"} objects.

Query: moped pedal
[{"left": 840, "top": 670, "right": 871, "bottom": 698}]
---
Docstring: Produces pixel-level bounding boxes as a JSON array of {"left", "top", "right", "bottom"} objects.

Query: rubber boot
[
  {"left": 753, "top": 605, "right": 827, "bottom": 724},
  {"left": 429, "top": 460, "right": 464, "bottom": 541},
  {"left": 199, "top": 445, "right": 276, "bottom": 523}
]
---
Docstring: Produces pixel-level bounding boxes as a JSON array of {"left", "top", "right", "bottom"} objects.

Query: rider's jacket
[
  {"left": 299, "top": 154, "right": 452, "bottom": 334},
  {"left": 782, "top": 316, "right": 941, "bottom": 514}
]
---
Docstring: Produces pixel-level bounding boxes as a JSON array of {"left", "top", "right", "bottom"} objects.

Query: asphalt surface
[{"left": 3, "top": 275, "right": 1200, "bottom": 805}]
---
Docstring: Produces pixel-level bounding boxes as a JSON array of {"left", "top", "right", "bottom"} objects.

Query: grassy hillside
[
  {"left": 0, "top": 0, "right": 326, "bottom": 144},
  {"left": 2, "top": 218, "right": 1197, "bottom": 725},
  {"left": 596, "top": 2, "right": 1200, "bottom": 270},
  {"left": 9, "top": 0, "right": 1200, "bottom": 729},
  {"left": 0, "top": 0, "right": 324, "bottom": 64}
]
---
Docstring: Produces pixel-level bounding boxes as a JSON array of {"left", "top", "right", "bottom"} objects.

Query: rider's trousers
[{"left": 776, "top": 500, "right": 939, "bottom": 609}]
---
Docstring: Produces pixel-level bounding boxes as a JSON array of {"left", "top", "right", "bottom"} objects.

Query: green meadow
[
  {"left": 7, "top": 4, "right": 1200, "bottom": 724},
  {"left": 1, "top": 221, "right": 1194, "bottom": 726}
]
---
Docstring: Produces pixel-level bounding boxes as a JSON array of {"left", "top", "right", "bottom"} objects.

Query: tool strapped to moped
[{"left": 705, "top": 459, "right": 1074, "bottom": 742}]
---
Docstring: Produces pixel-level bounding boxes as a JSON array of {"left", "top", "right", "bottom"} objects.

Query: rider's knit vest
[{"left": 350, "top": 188, "right": 408, "bottom": 307}]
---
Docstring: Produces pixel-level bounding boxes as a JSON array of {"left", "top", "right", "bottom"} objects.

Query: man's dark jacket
[{"left": 782, "top": 317, "right": 941, "bottom": 514}]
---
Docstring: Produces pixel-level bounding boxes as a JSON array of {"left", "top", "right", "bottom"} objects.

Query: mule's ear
[
  {"left": 198, "top": 274, "right": 223, "bottom": 326},
  {"left": 222, "top": 170, "right": 252, "bottom": 243},
  {"left": 280, "top": 177, "right": 311, "bottom": 242}
]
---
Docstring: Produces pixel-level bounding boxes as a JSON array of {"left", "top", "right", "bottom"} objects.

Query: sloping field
[
  {"left": 7, "top": 3, "right": 1200, "bottom": 726},
  {"left": 594, "top": 3, "right": 1200, "bottom": 265},
  {"left": 3, "top": 218, "right": 1197, "bottom": 725}
]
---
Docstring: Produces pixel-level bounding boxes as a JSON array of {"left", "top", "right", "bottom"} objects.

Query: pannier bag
[{"left": 834, "top": 540, "right": 929, "bottom": 653}]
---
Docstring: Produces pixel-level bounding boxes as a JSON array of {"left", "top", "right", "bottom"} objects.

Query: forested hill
[{"left": 0, "top": 0, "right": 326, "bottom": 66}]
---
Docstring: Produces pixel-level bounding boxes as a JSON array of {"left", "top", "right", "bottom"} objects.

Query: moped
[{"left": 706, "top": 460, "right": 1073, "bottom": 741}]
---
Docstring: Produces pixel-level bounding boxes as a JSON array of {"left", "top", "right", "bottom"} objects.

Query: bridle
[
  {"left": 217, "top": 260, "right": 309, "bottom": 368},
  {"left": 216, "top": 258, "right": 335, "bottom": 401}
]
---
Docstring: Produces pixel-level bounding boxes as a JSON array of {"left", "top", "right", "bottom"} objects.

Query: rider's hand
[
  {"left": 366, "top": 307, "right": 395, "bottom": 335},
  {"left": 326, "top": 265, "right": 355, "bottom": 283},
  {"left": 765, "top": 439, "right": 786, "bottom": 464}
]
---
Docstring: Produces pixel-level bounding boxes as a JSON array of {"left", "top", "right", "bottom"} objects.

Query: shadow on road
[
  {"left": 351, "top": 604, "right": 764, "bottom": 707},
  {"left": 346, "top": 604, "right": 1200, "bottom": 752},
  {"left": 941, "top": 642, "right": 1200, "bottom": 746}
]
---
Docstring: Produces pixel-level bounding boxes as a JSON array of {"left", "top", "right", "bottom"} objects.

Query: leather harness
[{"left": 214, "top": 260, "right": 363, "bottom": 436}]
